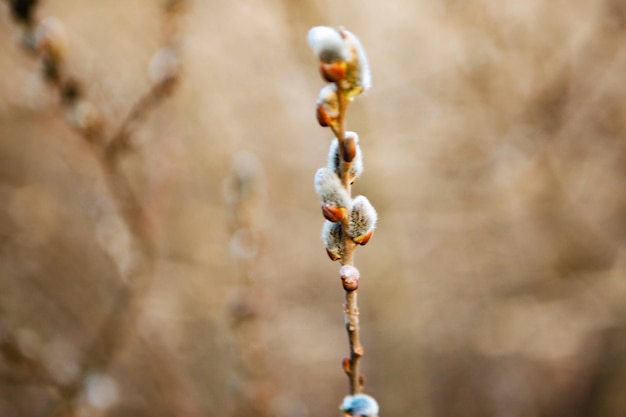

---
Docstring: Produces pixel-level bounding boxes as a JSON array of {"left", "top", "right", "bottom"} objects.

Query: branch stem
[{"left": 333, "top": 87, "right": 364, "bottom": 395}]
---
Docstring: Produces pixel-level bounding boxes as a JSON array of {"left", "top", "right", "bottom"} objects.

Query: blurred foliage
[{"left": 2, "top": 0, "right": 626, "bottom": 416}]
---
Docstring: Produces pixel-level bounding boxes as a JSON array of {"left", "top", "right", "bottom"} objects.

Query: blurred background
[{"left": 2, "top": 0, "right": 626, "bottom": 416}]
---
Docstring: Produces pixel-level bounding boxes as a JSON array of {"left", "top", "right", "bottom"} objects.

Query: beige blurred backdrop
[{"left": 2, "top": 0, "right": 626, "bottom": 416}]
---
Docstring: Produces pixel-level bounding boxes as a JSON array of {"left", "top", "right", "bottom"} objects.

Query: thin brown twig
[
  {"left": 310, "top": 27, "right": 374, "bottom": 402},
  {"left": 334, "top": 85, "right": 363, "bottom": 396},
  {"left": 224, "top": 153, "right": 275, "bottom": 417},
  {"left": 105, "top": 77, "right": 177, "bottom": 161}
]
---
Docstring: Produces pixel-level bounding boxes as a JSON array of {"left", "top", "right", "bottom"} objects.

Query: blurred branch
[
  {"left": 2, "top": 0, "right": 189, "bottom": 415},
  {"left": 223, "top": 152, "right": 275, "bottom": 417},
  {"left": 105, "top": 76, "right": 178, "bottom": 161}
]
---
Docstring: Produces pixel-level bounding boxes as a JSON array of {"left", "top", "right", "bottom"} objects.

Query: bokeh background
[{"left": 2, "top": 0, "right": 626, "bottom": 416}]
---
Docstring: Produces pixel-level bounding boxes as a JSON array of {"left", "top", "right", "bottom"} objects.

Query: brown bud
[
  {"left": 316, "top": 84, "right": 339, "bottom": 128},
  {"left": 35, "top": 17, "right": 67, "bottom": 62},
  {"left": 353, "top": 228, "right": 373, "bottom": 246},
  {"left": 342, "top": 133, "right": 357, "bottom": 163},
  {"left": 320, "top": 61, "right": 347, "bottom": 83},
  {"left": 340, "top": 265, "right": 360, "bottom": 292},
  {"left": 342, "top": 357, "right": 351, "bottom": 374},
  {"left": 326, "top": 247, "right": 341, "bottom": 262},
  {"left": 321, "top": 204, "right": 346, "bottom": 222},
  {"left": 316, "top": 102, "right": 330, "bottom": 127}
]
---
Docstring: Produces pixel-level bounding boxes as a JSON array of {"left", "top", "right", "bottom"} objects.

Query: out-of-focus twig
[
  {"left": 223, "top": 151, "right": 275, "bottom": 417},
  {"left": 2, "top": 0, "right": 188, "bottom": 415}
]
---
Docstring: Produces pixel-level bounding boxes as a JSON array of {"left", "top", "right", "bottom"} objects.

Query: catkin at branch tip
[
  {"left": 307, "top": 26, "right": 349, "bottom": 63},
  {"left": 307, "top": 26, "right": 371, "bottom": 98},
  {"left": 341, "top": 30, "right": 371, "bottom": 94}
]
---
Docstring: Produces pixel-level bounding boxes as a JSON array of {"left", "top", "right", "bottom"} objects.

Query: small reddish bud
[
  {"left": 321, "top": 204, "right": 346, "bottom": 222},
  {"left": 316, "top": 84, "right": 339, "bottom": 128},
  {"left": 353, "top": 228, "right": 373, "bottom": 246},
  {"left": 316, "top": 102, "right": 330, "bottom": 127},
  {"left": 327, "top": 133, "right": 363, "bottom": 183},
  {"left": 320, "top": 61, "right": 347, "bottom": 83},
  {"left": 326, "top": 247, "right": 341, "bottom": 261},
  {"left": 340, "top": 265, "right": 360, "bottom": 292},
  {"left": 342, "top": 133, "right": 357, "bottom": 163},
  {"left": 342, "top": 357, "right": 351, "bottom": 374}
]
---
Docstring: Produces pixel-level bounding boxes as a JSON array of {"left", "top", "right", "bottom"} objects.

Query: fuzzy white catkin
[
  {"left": 340, "top": 394, "right": 379, "bottom": 417},
  {"left": 347, "top": 195, "right": 377, "bottom": 239},
  {"left": 327, "top": 132, "right": 363, "bottom": 181},
  {"left": 318, "top": 84, "right": 339, "bottom": 120},
  {"left": 341, "top": 30, "right": 371, "bottom": 94},
  {"left": 307, "top": 26, "right": 349, "bottom": 63},
  {"left": 35, "top": 17, "right": 67, "bottom": 58},
  {"left": 148, "top": 47, "right": 179, "bottom": 84},
  {"left": 321, "top": 221, "right": 343, "bottom": 259},
  {"left": 314, "top": 167, "right": 351, "bottom": 208}
]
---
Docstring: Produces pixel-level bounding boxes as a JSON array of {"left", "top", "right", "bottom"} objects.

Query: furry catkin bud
[
  {"left": 66, "top": 100, "right": 103, "bottom": 143},
  {"left": 307, "top": 26, "right": 349, "bottom": 64},
  {"left": 322, "top": 221, "right": 343, "bottom": 261},
  {"left": 347, "top": 195, "right": 377, "bottom": 244},
  {"left": 339, "top": 29, "right": 371, "bottom": 98},
  {"left": 340, "top": 265, "right": 360, "bottom": 292},
  {"left": 314, "top": 167, "right": 350, "bottom": 210},
  {"left": 316, "top": 84, "right": 339, "bottom": 128},
  {"left": 35, "top": 17, "right": 66, "bottom": 61},
  {"left": 35, "top": 17, "right": 67, "bottom": 83},
  {"left": 327, "top": 133, "right": 363, "bottom": 184},
  {"left": 148, "top": 47, "right": 179, "bottom": 85},
  {"left": 340, "top": 394, "right": 379, "bottom": 417}
]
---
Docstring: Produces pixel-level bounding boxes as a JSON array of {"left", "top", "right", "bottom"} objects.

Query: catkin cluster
[
  {"left": 308, "top": 26, "right": 380, "bottom": 417},
  {"left": 308, "top": 26, "right": 378, "bottom": 285}
]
